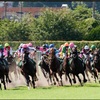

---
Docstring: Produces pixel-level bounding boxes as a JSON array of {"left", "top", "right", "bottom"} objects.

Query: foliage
[
  {"left": 85, "top": 26, "right": 100, "bottom": 40},
  {"left": 0, "top": 41, "right": 99, "bottom": 50},
  {"left": 0, "top": 4, "right": 100, "bottom": 41},
  {"left": 30, "top": 8, "right": 82, "bottom": 41}
]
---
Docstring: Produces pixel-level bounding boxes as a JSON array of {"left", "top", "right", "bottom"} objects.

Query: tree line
[{"left": 0, "top": 4, "right": 100, "bottom": 41}]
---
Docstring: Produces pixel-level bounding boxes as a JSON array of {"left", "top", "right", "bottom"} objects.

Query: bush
[
  {"left": 85, "top": 26, "right": 100, "bottom": 40},
  {"left": 0, "top": 41, "right": 100, "bottom": 50}
]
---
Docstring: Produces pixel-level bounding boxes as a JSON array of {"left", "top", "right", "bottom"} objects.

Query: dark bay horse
[
  {"left": 21, "top": 51, "right": 37, "bottom": 89},
  {"left": 0, "top": 57, "right": 12, "bottom": 84},
  {"left": 0, "top": 63, "right": 7, "bottom": 90},
  {"left": 49, "top": 48, "right": 63, "bottom": 86},
  {"left": 92, "top": 49, "right": 100, "bottom": 82},
  {"left": 63, "top": 49, "right": 87, "bottom": 86},
  {"left": 39, "top": 54, "right": 52, "bottom": 85}
]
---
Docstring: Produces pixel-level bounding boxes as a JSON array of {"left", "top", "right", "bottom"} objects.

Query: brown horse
[
  {"left": 39, "top": 54, "right": 52, "bottom": 85},
  {"left": 63, "top": 56, "right": 73, "bottom": 85},
  {"left": 63, "top": 48, "right": 87, "bottom": 86},
  {"left": 92, "top": 49, "right": 100, "bottom": 83},
  {"left": 0, "top": 62, "right": 7, "bottom": 90},
  {"left": 48, "top": 48, "right": 63, "bottom": 86},
  {"left": 7, "top": 55, "right": 20, "bottom": 81}
]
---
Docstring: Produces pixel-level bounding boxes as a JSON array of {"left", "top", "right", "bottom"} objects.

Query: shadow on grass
[
  {"left": 7, "top": 83, "right": 100, "bottom": 90},
  {"left": 8, "top": 86, "right": 27, "bottom": 90},
  {"left": 63, "top": 83, "right": 100, "bottom": 88}
]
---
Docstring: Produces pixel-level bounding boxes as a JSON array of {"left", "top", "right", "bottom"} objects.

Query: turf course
[{"left": 0, "top": 83, "right": 100, "bottom": 99}]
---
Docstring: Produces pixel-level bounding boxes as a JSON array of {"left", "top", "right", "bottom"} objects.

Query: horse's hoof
[
  {"left": 9, "top": 80, "right": 12, "bottom": 83},
  {"left": 33, "top": 86, "right": 35, "bottom": 89},
  {"left": 84, "top": 79, "right": 87, "bottom": 83},
  {"left": 72, "top": 79, "right": 76, "bottom": 83},
  {"left": 81, "top": 84, "right": 83, "bottom": 86},
  {"left": 54, "top": 82, "right": 56, "bottom": 85}
]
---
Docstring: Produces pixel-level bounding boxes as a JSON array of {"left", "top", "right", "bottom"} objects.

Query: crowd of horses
[{"left": 0, "top": 48, "right": 100, "bottom": 90}]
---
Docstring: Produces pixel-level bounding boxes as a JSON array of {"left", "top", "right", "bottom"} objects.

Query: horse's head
[
  {"left": 93, "top": 54, "right": 99, "bottom": 64},
  {"left": 41, "top": 55, "right": 49, "bottom": 65},
  {"left": 7, "top": 55, "right": 14, "bottom": 63},
  {"left": 49, "top": 48, "right": 55, "bottom": 58}
]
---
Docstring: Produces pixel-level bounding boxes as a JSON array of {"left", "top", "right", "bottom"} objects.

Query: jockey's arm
[{"left": 10, "top": 47, "right": 13, "bottom": 55}]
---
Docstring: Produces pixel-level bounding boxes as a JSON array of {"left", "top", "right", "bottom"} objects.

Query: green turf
[{"left": 0, "top": 83, "right": 100, "bottom": 99}]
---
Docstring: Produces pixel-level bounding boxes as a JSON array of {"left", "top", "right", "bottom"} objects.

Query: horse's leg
[
  {"left": 2, "top": 76, "right": 6, "bottom": 90},
  {"left": 52, "top": 73, "right": 56, "bottom": 85},
  {"left": 32, "top": 75, "right": 35, "bottom": 89},
  {"left": 67, "top": 73, "right": 72, "bottom": 86},
  {"left": 82, "top": 71, "right": 87, "bottom": 83},
  {"left": 92, "top": 68, "right": 98, "bottom": 83},
  {"left": 72, "top": 74, "right": 76, "bottom": 84},
  {"left": 25, "top": 74, "right": 30, "bottom": 90},
  {"left": 76, "top": 74, "right": 83, "bottom": 86},
  {"left": 85, "top": 67, "right": 91, "bottom": 82},
  {"left": 54, "top": 73, "right": 60, "bottom": 86},
  {"left": 58, "top": 71, "right": 63, "bottom": 86},
  {"left": 0, "top": 79, "right": 2, "bottom": 90}
]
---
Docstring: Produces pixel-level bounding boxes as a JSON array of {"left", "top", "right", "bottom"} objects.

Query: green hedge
[{"left": 0, "top": 41, "right": 100, "bottom": 50}]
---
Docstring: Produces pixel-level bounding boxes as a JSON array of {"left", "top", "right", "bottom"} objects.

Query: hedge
[{"left": 0, "top": 41, "right": 100, "bottom": 50}]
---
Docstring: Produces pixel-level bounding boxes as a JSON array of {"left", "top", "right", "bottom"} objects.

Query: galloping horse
[
  {"left": 49, "top": 48, "right": 63, "bottom": 86},
  {"left": 92, "top": 49, "right": 100, "bottom": 82},
  {"left": 6, "top": 55, "right": 20, "bottom": 80},
  {"left": 63, "top": 48, "right": 87, "bottom": 86},
  {"left": 39, "top": 54, "right": 52, "bottom": 85},
  {"left": 21, "top": 51, "right": 37, "bottom": 89},
  {"left": 63, "top": 56, "right": 73, "bottom": 85},
  {"left": 0, "top": 62, "right": 7, "bottom": 90}
]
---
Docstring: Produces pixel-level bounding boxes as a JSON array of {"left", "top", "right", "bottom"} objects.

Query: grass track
[{"left": 0, "top": 83, "right": 100, "bottom": 99}]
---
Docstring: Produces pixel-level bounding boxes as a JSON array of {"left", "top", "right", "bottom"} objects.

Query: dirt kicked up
[{"left": 7, "top": 62, "right": 95, "bottom": 89}]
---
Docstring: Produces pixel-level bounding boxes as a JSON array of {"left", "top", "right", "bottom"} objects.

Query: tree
[{"left": 29, "top": 8, "right": 82, "bottom": 41}]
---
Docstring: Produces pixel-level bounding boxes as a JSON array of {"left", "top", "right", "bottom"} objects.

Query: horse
[
  {"left": 91, "top": 49, "right": 100, "bottom": 82},
  {"left": 64, "top": 48, "right": 87, "bottom": 86},
  {"left": 48, "top": 48, "right": 63, "bottom": 86},
  {"left": 63, "top": 56, "right": 73, "bottom": 85},
  {"left": 6, "top": 55, "right": 20, "bottom": 81},
  {"left": 84, "top": 54, "right": 93, "bottom": 82},
  {"left": 0, "top": 57, "right": 12, "bottom": 84},
  {"left": 0, "top": 62, "right": 7, "bottom": 90},
  {"left": 39, "top": 54, "right": 52, "bottom": 85},
  {"left": 21, "top": 51, "right": 37, "bottom": 89}
]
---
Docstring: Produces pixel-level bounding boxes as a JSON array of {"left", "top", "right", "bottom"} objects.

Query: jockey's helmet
[
  {"left": 91, "top": 45, "right": 96, "bottom": 50},
  {"left": 28, "top": 42, "right": 33, "bottom": 47},
  {"left": 49, "top": 44, "right": 54, "bottom": 48},
  {"left": 22, "top": 44, "right": 28, "bottom": 49},
  {"left": 69, "top": 42, "right": 74, "bottom": 49},
  {"left": 64, "top": 42, "right": 69, "bottom": 47},
  {"left": 84, "top": 45, "right": 89, "bottom": 50},
  {"left": 4, "top": 43, "right": 10, "bottom": 47}
]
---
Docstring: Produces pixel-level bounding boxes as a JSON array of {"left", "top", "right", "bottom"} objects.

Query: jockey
[
  {"left": 27, "top": 42, "right": 36, "bottom": 52},
  {"left": 61, "top": 42, "right": 69, "bottom": 58},
  {"left": 4, "top": 43, "right": 13, "bottom": 58},
  {"left": 90, "top": 44, "right": 96, "bottom": 61},
  {"left": 69, "top": 42, "right": 75, "bottom": 57},
  {"left": 83, "top": 45, "right": 91, "bottom": 63},
  {"left": 0, "top": 44, "right": 8, "bottom": 67},
  {"left": 27, "top": 42, "right": 36, "bottom": 60}
]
